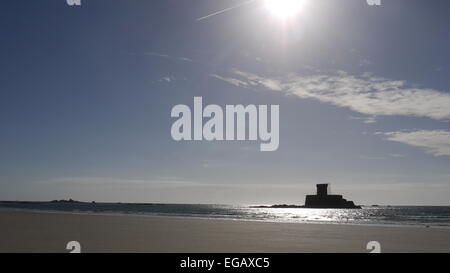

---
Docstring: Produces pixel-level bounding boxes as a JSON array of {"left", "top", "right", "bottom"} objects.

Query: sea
[{"left": 0, "top": 201, "right": 449, "bottom": 228}]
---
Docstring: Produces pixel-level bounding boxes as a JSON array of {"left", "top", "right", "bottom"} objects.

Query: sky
[{"left": 0, "top": 0, "right": 449, "bottom": 205}]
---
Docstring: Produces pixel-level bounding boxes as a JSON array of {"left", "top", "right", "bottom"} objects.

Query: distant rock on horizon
[{"left": 250, "top": 184, "right": 361, "bottom": 209}]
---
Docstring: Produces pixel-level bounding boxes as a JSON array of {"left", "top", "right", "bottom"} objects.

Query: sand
[{"left": 0, "top": 210, "right": 449, "bottom": 253}]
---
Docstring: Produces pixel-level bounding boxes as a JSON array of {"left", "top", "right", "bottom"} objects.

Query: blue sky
[{"left": 0, "top": 0, "right": 449, "bottom": 205}]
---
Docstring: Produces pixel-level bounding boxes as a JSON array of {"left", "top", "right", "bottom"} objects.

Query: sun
[{"left": 264, "top": 0, "right": 306, "bottom": 19}]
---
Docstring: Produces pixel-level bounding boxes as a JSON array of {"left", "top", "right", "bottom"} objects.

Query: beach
[{"left": 1, "top": 210, "right": 449, "bottom": 253}]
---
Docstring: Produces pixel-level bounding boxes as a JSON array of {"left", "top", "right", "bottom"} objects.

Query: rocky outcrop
[{"left": 304, "top": 184, "right": 361, "bottom": 209}]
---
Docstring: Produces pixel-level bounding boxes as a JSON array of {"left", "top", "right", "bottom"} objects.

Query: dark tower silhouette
[
  {"left": 316, "top": 184, "right": 328, "bottom": 196},
  {"left": 304, "top": 184, "right": 360, "bottom": 209}
]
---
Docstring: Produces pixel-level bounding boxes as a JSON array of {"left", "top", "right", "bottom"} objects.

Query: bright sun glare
[{"left": 264, "top": 0, "right": 306, "bottom": 19}]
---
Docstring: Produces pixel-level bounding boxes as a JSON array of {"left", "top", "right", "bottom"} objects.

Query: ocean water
[{"left": 0, "top": 202, "right": 449, "bottom": 227}]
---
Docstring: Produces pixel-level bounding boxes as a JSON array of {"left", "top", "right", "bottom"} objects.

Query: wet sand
[{"left": 0, "top": 210, "right": 449, "bottom": 253}]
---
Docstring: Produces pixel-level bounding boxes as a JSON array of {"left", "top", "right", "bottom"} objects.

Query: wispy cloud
[
  {"left": 144, "top": 52, "right": 194, "bottom": 63},
  {"left": 389, "top": 153, "right": 405, "bottom": 158},
  {"left": 212, "top": 69, "right": 450, "bottom": 120},
  {"left": 34, "top": 176, "right": 315, "bottom": 190},
  {"left": 348, "top": 115, "right": 377, "bottom": 124},
  {"left": 359, "top": 155, "right": 386, "bottom": 160},
  {"left": 35, "top": 177, "right": 205, "bottom": 188},
  {"left": 210, "top": 74, "right": 249, "bottom": 87},
  {"left": 359, "top": 153, "right": 406, "bottom": 160},
  {"left": 359, "top": 58, "right": 373, "bottom": 67},
  {"left": 159, "top": 76, "right": 174, "bottom": 83},
  {"left": 379, "top": 130, "right": 450, "bottom": 156}
]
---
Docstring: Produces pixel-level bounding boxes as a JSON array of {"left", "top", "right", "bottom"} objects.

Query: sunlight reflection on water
[{"left": 1, "top": 202, "right": 449, "bottom": 227}]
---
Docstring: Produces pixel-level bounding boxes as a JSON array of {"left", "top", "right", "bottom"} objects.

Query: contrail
[{"left": 196, "top": 0, "right": 256, "bottom": 21}]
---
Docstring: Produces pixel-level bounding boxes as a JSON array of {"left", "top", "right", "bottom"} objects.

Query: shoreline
[
  {"left": 1, "top": 210, "right": 450, "bottom": 252},
  {"left": 0, "top": 207, "right": 449, "bottom": 229}
]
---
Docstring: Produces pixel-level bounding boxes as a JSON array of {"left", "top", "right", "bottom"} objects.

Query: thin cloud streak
[
  {"left": 144, "top": 52, "right": 194, "bottom": 63},
  {"left": 196, "top": 0, "right": 255, "bottom": 21}
]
